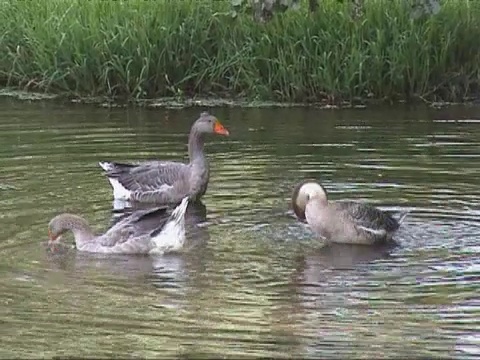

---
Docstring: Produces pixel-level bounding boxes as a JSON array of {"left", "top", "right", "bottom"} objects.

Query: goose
[
  {"left": 47, "top": 197, "right": 189, "bottom": 255},
  {"left": 99, "top": 112, "right": 229, "bottom": 205},
  {"left": 292, "top": 179, "right": 408, "bottom": 245}
]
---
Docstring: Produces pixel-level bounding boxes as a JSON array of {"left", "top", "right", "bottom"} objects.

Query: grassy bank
[{"left": 0, "top": 0, "right": 479, "bottom": 104}]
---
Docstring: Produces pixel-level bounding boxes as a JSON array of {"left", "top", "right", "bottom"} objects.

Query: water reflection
[
  {"left": 0, "top": 100, "right": 479, "bottom": 358},
  {"left": 299, "top": 242, "right": 396, "bottom": 271},
  {"left": 45, "top": 245, "right": 212, "bottom": 313}
]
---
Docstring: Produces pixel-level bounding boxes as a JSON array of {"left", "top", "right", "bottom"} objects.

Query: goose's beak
[
  {"left": 214, "top": 120, "right": 229, "bottom": 136},
  {"left": 48, "top": 229, "right": 61, "bottom": 241}
]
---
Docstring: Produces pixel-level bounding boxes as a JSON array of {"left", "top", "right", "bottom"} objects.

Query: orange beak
[
  {"left": 213, "top": 120, "right": 229, "bottom": 136},
  {"left": 48, "top": 229, "right": 57, "bottom": 241}
]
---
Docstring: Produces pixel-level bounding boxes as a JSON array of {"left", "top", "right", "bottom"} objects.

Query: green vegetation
[{"left": 0, "top": 0, "right": 479, "bottom": 104}]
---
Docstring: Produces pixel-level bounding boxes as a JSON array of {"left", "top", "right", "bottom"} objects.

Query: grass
[{"left": 0, "top": 0, "right": 479, "bottom": 103}]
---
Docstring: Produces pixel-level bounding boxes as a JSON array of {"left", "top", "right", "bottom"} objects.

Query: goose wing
[
  {"left": 99, "top": 206, "right": 171, "bottom": 247},
  {"left": 334, "top": 200, "right": 400, "bottom": 235},
  {"left": 103, "top": 160, "right": 190, "bottom": 204}
]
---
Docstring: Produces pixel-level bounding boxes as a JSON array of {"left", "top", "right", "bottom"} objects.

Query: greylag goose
[
  {"left": 292, "top": 180, "right": 408, "bottom": 245},
  {"left": 47, "top": 197, "right": 189, "bottom": 254},
  {"left": 99, "top": 112, "right": 229, "bottom": 205}
]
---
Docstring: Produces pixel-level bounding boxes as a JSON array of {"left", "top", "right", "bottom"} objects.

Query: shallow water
[{"left": 0, "top": 99, "right": 479, "bottom": 358}]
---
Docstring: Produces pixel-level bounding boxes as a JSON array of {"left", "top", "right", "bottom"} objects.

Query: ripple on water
[{"left": 0, "top": 103, "right": 479, "bottom": 358}]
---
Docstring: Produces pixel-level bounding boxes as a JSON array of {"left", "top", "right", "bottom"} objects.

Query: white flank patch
[
  {"left": 358, "top": 225, "right": 386, "bottom": 236},
  {"left": 108, "top": 178, "right": 132, "bottom": 200},
  {"left": 396, "top": 210, "right": 410, "bottom": 225},
  {"left": 157, "top": 184, "right": 174, "bottom": 193},
  {"left": 112, "top": 199, "right": 131, "bottom": 212},
  {"left": 149, "top": 197, "right": 189, "bottom": 255},
  {"left": 98, "top": 161, "right": 113, "bottom": 172}
]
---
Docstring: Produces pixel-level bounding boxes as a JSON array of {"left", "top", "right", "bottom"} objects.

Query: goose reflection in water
[{"left": 46, "top": 236, "right": 212, "bottom": 309}]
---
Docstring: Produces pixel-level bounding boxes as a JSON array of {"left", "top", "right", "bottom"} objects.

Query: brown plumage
[{"left": 291, "top": 179, "right": 409, "bottom": 245}]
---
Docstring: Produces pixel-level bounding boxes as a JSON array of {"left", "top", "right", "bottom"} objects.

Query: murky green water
[{"left": 0, "top": 99, "right": 479, "bottom": 358}]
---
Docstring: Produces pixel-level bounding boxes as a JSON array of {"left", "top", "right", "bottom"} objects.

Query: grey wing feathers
[
  {"left": 109, "top": 161, "right": 190, "bottom": 202},
  {"left": 100, "top": 206, "right": 170, "bottom": 247},
  {"left": 124, "top": 206, "right": 170, "bottom": 223},
  {"left": 335, "top": 201, "right": 400, "bottom": 232},
  {"left": 100, "top": 161, "right": 138, "bottom": 173},
  {"left": 100, "top": 160, "right": 192, "bottom": 204},
  {"left": 124, "top": 166, "right": 173, "bottom": 191},
  {"left": 108, "top": 161, "right": 187, "bottom": 190}
]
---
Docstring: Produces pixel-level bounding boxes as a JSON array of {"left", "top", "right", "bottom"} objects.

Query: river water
[{"left": 0, "top": 98, "right": 478, "bottom": 358}]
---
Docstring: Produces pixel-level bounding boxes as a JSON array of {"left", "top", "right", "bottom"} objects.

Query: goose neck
[{"left": 188, "top": 130, "right": 206, "bottom": 163}]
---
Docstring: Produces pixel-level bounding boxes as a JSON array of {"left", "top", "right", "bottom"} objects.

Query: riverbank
[
  {"left": 1, "top": 0, "right": 479, "bottom": 105},
  {"left": 3, "top": 88, "right": 471, "bottom": 110}
]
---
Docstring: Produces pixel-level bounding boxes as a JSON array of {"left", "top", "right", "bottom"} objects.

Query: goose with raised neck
[{"left": 99, "top": 112, "right": 229, "bottom": 205}]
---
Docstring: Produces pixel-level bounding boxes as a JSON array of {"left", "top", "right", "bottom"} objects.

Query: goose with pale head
[
  {"left": 99, "top": 112, "right": 229, "bottom": 205},
  {"left": 292, "top": 179, "right": 408, "bottom": 245},
  {"left": 47, "top": 197, "right": 189, "bottom": 254}
]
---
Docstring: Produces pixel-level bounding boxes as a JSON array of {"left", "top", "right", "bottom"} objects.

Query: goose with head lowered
[
  {"left": 47, "top": 197, "right": 189, "bottom": 255},
  {"left": 99, "top": 112, "right": 229, "bottom": 205},
  {"left": 292, "top": 179, "right": 409, "bottom": 245}
]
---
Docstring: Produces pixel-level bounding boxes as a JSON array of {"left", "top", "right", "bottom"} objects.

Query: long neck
[
  {"left": 306, "top": 198, "right": 329, "bottom": 228},
  {"left": 68, "top": 216, "right": 95, "bottom": 246},
  {"left": 188, "top": 130, "right": 206, "bottom": 164}
]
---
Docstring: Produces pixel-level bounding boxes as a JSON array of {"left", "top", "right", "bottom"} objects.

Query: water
[{"left": 0, "top": 99, "right": 479, "bottom": 358}]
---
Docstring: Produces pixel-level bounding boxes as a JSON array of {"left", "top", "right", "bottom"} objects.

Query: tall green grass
[{"left": 0, "top": 0, "right": 479, "bottom": 103}]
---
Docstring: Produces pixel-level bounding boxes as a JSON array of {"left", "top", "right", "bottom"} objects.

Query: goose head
[
  {"left": 291, "top": 179, "right": 328, "bottom": 221},
  {"left": 192, "top": 112, "right": 229, "bottom": 136},
  {"left": 48, "top": 213, "right": 91, "bottom": 243}
]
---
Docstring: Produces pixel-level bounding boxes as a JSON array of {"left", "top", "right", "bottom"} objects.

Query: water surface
[{"left": 0, "top": 99, "right": 479, "bottom": 358}]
